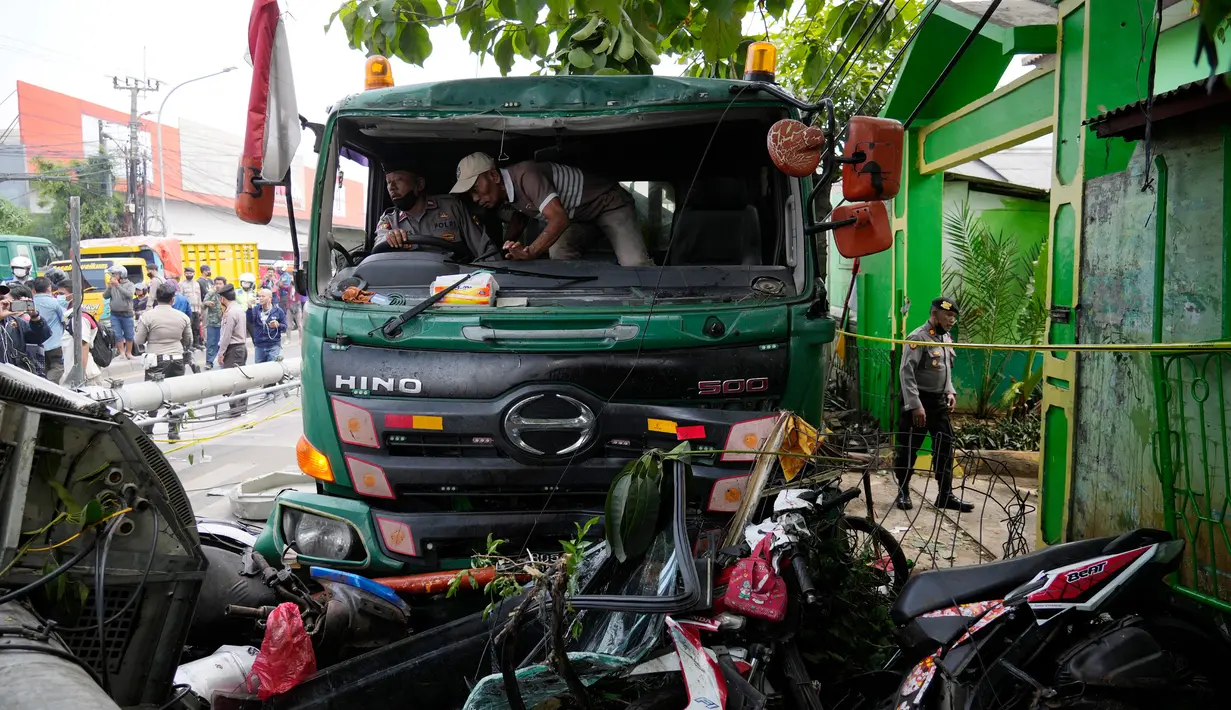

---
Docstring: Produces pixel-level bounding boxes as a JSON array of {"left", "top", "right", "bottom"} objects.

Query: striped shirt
[{"left": 501, "top": 161, "right": 630, "bottom": 222}]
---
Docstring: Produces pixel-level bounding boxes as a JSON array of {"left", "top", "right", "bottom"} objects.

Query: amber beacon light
[
  {"left": 743, "top": 41, "right": 777, "bottom": 83},
  {"left": 365, "top": 55, "right": 395, "bottom": 90}
]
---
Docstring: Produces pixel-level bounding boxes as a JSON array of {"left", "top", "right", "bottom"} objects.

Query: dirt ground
[{"left": 839, "top": 463, "right": 1039, "bottom": 572}]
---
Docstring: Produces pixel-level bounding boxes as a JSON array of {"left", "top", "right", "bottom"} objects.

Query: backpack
[{"left": 67, "top": 312, "right": 116, "bottom": 369}]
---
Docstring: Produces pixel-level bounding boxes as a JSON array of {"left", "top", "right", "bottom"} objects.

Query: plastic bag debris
[{"left": 250, "top": 602, "right": 317, "bottom": 699}]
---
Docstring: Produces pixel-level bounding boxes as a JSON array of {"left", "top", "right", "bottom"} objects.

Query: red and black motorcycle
[{"left": 885, "top": 528, "right": 1227, "bottom": 709}]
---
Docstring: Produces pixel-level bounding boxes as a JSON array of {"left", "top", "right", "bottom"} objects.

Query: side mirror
[
  {"left": 767, "top": 119, "right": 826, "bottom": 177},
  {"left": 831, "top": 201, "right": 892, "bottom": 258},
  {"left": 234, "top": 156, "right": 275, "bottom": 225},
  {"left": 842, "top": 116, "right": 903, "bottom": 202}
]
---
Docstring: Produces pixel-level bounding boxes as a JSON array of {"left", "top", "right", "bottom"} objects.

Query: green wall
[
  {"left": 1155, "top": 19, "right": 1231, "bottom": 94},
  {"left": 1071, "top": 117, "right": 1227, "bottom": 540}
]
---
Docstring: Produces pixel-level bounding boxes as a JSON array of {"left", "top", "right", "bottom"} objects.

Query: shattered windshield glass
[{"left": 461, "top": 532, "right": 678, "bottom": 710}]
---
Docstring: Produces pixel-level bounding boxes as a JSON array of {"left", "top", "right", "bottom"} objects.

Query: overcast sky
[
  {"left": 0, "top": 0, "right": 1030, "bottom": 163},
  {"left": 0, "top": 0, "right": 699, "bottom": 162}
]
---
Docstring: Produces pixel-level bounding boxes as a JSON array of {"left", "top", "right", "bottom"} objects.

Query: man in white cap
[{"left": 451, "top": 153, "right": 652, "bottom": 266}]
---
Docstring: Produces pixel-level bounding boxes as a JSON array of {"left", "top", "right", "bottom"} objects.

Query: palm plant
[{"left": 941, "top": 202, "right": 1047, "bottom": 419}]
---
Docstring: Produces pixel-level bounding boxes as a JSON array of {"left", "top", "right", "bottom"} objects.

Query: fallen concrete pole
[{"left": 84, "top": 358, "right": 302, "bottom": 412}]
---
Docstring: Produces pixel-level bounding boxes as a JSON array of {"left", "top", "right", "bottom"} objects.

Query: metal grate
[
  {"left": 59, "top": 585, "right": 143, "bottom": 676},
  {"left": 1152, "top": 351, "right": 1231, "bottom": 611},
  {"left": 120, "top": 417, "right": 195, "bottom": 529}
]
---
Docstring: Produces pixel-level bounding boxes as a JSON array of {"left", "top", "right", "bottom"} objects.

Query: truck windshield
[{"left": 319, "top": 108, "right": 806, "bottom": 307}]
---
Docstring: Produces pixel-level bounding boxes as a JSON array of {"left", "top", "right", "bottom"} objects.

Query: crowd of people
[{"left": 2, "top": 257, "right": 303, "bottom": 400}]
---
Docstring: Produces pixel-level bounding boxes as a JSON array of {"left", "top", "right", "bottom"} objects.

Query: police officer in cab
[
  {"left": 894, "top": 297, "right": 973, "bottom": 513},
  {"left": 375, "top": 162, "right": 500, "bottom": 262}
]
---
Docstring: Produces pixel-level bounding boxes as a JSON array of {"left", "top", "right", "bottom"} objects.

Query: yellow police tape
[{"left": 836, "top": 330, "right": 1231, "bottom": 353}]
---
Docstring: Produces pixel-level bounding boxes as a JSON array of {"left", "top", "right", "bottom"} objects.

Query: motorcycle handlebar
[{"left": 815, "top": 487, "right": 861, "bottom": 516}]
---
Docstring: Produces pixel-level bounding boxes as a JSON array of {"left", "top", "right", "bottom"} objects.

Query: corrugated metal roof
[{"left": 1085, "top": 75, "right": 1231, "bottom": 126}]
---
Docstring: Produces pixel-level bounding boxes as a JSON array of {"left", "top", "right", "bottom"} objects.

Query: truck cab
[{"left": 248, "top": 66, "right": 897, "bottom": 575}]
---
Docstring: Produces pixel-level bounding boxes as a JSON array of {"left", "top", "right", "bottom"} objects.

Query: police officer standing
[
  {"left": 135, "top": 282, "right": 192, "bottom": 440},
  {"left": 894, "top": 297, "right": 974, "bottom": 513},
  {"left": 375, "top": 163, "right": 499, "bottom": 261}
]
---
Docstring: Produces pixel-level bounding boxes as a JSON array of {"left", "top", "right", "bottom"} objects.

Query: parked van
[{"left": 0, "top": 235, "right": 64, "bottom": 279}]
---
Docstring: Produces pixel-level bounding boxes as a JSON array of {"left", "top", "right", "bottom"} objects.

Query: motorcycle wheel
[{"left": 841, "top": 515, "right": 910, "bottom": 597}]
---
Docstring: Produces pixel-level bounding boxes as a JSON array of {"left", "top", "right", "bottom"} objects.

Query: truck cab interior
[{"left": 318, "top": 108, "right": 811, "bottom": 306}]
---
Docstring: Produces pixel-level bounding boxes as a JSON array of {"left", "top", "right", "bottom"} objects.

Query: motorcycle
[
  {"left": 619, "top": 481, "right": 911, "bottom": 710},
  {"left": 885, "top": 528, "right": 1227, "bottom": 709}
]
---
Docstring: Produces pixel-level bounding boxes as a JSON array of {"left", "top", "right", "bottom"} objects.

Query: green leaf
[
  {"left": 82, "top": 499, "right": 104, "bottom": 526},
  {"left": 571, "top": 13, "right": 602, "bottom": 40},
  {"left": 659, "top": 0, "right": 691, "bottom": 34},
  {"left": 699, "top": 15, "right": 742, "bottom": 62},
  {"left": 571, "top": 618, "right": 583, "bottom": 640},
  {"left": 545, "top": 0, "right": 570, "bottom": 21},
  {"left": 594, "top": 67, "right": 625, "bottom": 75},
  {"left": 701, "top": 0, "right": 736, "bottom": 22},
  {"left": 515, "top": 0, "right": 545, "bottom": 26},
  {"left": 497, "top": 0, "right": 518, "bottom": 19},
  {"left": 528, "top": 25, "right": 551, "bottom": 56},
  {"left": 48, "top": 480, "right": 81, "bottom": 515},
  {"left": 376, "top": 0, "right": 398, "bottom": 21},
  {"left": 765, "top": 0, "right": 788, "bottom": 19},
  {"left": 398, "top": 22, "right": 433, "bottom": 66},
  {"left": 604, "top": 460, "right": 662, "bottom": 563},
  {"left": 494, "top": 32, "right": 516, "bottom": 74},
  {"left": 596, "top": 0, "right": 622, "bottom": 24}
]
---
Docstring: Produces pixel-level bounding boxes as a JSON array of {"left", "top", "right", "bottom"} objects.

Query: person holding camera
[{"left": 0, "top": 284, "right": 50, "bottom": 372}]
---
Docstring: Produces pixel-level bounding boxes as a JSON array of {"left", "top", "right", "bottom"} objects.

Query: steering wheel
[
  {"left": 370, "top": 234, "right": 471, "bottom": 260},
  {"left": 331, "top": 242, "right": 355, "bottom": 267}
]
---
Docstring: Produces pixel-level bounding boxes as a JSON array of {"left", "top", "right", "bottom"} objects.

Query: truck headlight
[{"left": 280, "top": 507, "right": 365, "bottom": 562}]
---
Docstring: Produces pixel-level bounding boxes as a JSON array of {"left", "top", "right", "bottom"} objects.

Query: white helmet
[
  {"left": 240, "top": 272, "right": 256, "bottom": 288},
  {"left": 9, "top": 256, "right": 33, "bottom": 279},
  {"left": 272, "top": 260, "right": 286, "bottom": 270}
]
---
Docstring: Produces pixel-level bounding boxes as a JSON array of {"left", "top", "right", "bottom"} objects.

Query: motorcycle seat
[{"left": 890, "top": 535, "right": 1117, "bottom": 625}]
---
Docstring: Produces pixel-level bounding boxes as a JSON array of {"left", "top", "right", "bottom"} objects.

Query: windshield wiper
[
  {"left": 451, "top": 260, "right": 599, "bottom": 285},
  {"left": 373, "top": 273, "right": 479, "bottom": 338}
]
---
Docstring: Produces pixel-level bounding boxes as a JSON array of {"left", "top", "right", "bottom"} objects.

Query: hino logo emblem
[
  {"left": 503, "top": 394, "right": 595, "bottom": 457},
  {"left": 334, "top": 375, "right": 422, "bottom": 395}
]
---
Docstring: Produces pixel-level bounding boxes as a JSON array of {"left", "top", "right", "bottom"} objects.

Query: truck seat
[{"left": 668, "top": 178, "right": 762, "bottom": 266}]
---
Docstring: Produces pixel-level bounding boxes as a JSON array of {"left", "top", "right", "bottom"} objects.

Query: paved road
[{"left": 143, "top": 335, "right": 307, "bottom": 523}]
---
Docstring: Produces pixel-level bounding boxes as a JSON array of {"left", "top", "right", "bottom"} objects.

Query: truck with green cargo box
[{"left": 236, "top": 58, "right": 900, "bottom": 575}]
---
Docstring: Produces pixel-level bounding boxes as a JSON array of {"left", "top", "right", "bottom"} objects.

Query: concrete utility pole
[
  {"left": 113, "top": 76, "right": 160, "bottom": 236},
  {"left": 98, "top": 120, "right": 112, "bottom": 196},
  {"left": 67, "top": 196, "right": 84, "bottom": 387}
]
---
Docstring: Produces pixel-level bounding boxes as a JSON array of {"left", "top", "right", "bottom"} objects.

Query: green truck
[{"left": 243, "top": 60, "right": 898, "bottom": 575}]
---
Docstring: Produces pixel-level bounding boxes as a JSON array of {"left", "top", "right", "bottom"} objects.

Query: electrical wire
[
  {"left": 94, "top": 515, "right": 124, "bottom": 692},
  {"left": 23, "top": 508, "right": 133, "bottom": 553},
  {"left": 0, "top": 530, "right": 101, "bottom": 606},
  {"left": 902, "top": 0, "right": 1003, "bottom": 129},
  {"left": 57, "top": 507, "right": 160, "bottom": 633}
]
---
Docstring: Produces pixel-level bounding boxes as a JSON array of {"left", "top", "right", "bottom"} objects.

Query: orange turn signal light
[
  {"left": 297, "top": 435, "right": 334, "bottom": 483},
  {"left": 365, "top": 55, "right": 394, "bottom": 91}
]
